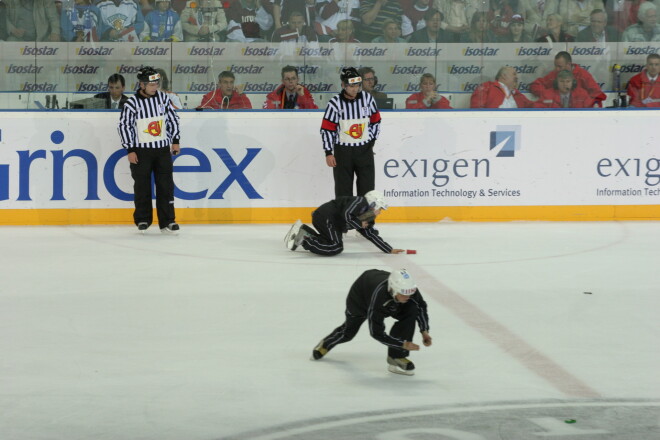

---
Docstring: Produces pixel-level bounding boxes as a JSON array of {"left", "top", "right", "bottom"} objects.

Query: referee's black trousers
[
  {"left": 130, "top": 147, "right": 175, "bottom": 229},
  {"left": 321, "top": 300, "right": 419, "bottom": 359},
  {"left": 333, "top": 141, "right": 375, "bottom": 198}
]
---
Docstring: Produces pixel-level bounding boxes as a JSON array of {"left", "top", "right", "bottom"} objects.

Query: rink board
[{"left": 0, "top": 110, "right": 658, "bottom": 224}]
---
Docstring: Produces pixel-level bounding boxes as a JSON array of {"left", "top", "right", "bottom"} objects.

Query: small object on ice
[{"left": 583, "top": 292, "right": 592, "bottom": 295}]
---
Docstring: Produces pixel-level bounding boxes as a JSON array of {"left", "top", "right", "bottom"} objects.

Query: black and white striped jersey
[
  {"left": 320, "top": 90, "right": 381, "bottom": 155},
  {"left": 118, "top": 90, "right": 180, "bottom": 152}
]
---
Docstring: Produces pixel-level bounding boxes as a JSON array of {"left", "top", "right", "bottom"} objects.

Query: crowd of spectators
[{"left": 1, "top": 0, "right": 659, "bottom": 42}]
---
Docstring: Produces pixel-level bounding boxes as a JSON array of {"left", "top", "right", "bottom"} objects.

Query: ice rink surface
[{"left": 1, "top": 221, "right": 659, "bottom": 440}]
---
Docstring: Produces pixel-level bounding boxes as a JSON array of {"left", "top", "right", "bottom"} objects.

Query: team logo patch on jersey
[
  {"left": 345, "top": 123, "right": 365, "bottom": 139},
  {"left": 145, "top": 120, "right": 162, "bottom": 137}
]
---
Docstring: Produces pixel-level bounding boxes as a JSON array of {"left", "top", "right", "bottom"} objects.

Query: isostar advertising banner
[
  {"left": 0, "top": 110, "right": 658, "bottom": 222},
  {"left": 1, "top": 42, "right": 656, "bottom": 98}
]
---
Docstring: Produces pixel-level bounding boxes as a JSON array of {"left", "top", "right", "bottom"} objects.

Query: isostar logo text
[
  {"left": 188, "top": 46, "right": 226, "bottom": 56},
  {"left": 118, "top": 64, "right": 143, "bottom": 74},
  {"left": 353, "top": 47, "right": 388, "bottom": 56},
  {"left": 448, "top": 65, "right": 483, "bottom": 75},
  {"left": 404, "top": 83, "right": 420, "bottom": 92},
  {"left": 187, "top": 82, "right": 216, "bottom": 92},
  {"left": 76, "top": 46, "right": 114, "bottom": 56},
  {"left": 624, "top": 46, "right": 659, "bottom": 55},
  {"left": 227, "top": 64, "right": 265, "bottom": 75},
  {"left": 297, "top": 47, "right": 334, "bottom": 56},
  {"left": 513, "top": 64, "right": 539, "bottom": 74},
  {"left": 0, "top": 131, "right": 264, "bottom": 202},
  {"left": 462, "top": 82, "right": 480, "bottom": 92},
  {"left": 490, "top": 125, "right": 521, "bottom": 157},
  {"left": 61, "top": 64, "right": 100, "bottom": 75},
  {"left": 570, "top": 46, "right": 607, "bottom": 56},
  {"left": 294, "top": 65, "right": 319, "bottom": 75},
  {"left": 391, "top": 65, "right": 428, "bottom": 75},
  {"left": 463, "top": 46, "right": 500, "bottom": 56},
  {"left": 242, "top": 82, "right": 279, "bottom": 92},
  {"left": 614, "top": 64, "right": 643, "bottom": 73},
  {"left": 20, "top": 46, "right": 59, "bottom": 56},
  {"left": 21, "top": 82, "right": 57, "bottom": 92},
  {"left": 515, "top": 46, "right": 552, "bottom": 56},
  {"left": 77, "top": 82, "right": 106, "bottom": 92},
  {"left": 174, "top": 64, "right": 210, "bottom": 75},
  {"left": 241, "top": 46, "right": 279, "bottom": 56},
  {"left": 132, "top": 46, "right": 169, "bottom": 56},
  {"left": 405, "top": 47, "right": 442, "bottom": 56},
  {"left": 6, "top": 64, "right": 44, "bottom": 74},
  {"left": 305, "top": 82, "right": 333, "bottom": 92},
  {"left": 345, "top": 123, "right": 365, "bottom": 139}
]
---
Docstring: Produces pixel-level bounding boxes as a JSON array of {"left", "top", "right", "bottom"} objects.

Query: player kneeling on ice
[
  {"left": 284, "top": 190, "right": 404, "bottom": 256},
  {"left": 311, "top": 268, "right": 432, "bottom": 376}
]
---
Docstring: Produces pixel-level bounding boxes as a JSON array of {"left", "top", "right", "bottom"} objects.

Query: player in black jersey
[{"left": 284, "top": 190, "right": 404, "bottom": 256}]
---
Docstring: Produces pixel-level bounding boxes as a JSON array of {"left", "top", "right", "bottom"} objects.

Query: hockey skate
[
  {"left": 284, "top": 220, "right": 302, "bottom": 250},
  {"left": 311, "top": 340, "right": 328, "bottom": 360},
  {"left": 161, "top": 222, "right": 180, "bottom": 234},
  {"left": 387, "top": 356, "right": 415, "bottom": 376},
  {"left": 137, "top": 222, "right": 149, "bottom": 234}
]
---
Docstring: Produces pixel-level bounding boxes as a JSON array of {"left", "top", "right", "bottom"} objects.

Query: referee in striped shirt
[
  {"left": 118, "top": 66, "right": 181, "bottom": 233},
  {"left": 321, "top": 67, "right": 382, "bottom": 198}
]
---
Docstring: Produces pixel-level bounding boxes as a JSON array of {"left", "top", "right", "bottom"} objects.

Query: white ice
[{"left": 1, "top": 222, "right": 659, "bottom": 440}]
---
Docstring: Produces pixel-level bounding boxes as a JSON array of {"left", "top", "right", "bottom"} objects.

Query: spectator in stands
[
  {"left": 198, "top": 71, "right": 252, "bottom": 110},
  {"left": 94, "top": 73, "right": 129, "bottom": 110},
  {"left": 155, "top": 68, "right": 183, "bottom": 109},
  {"left": 470, "top": 66, "right": 535, "bottom": 108},
  {"left": 406, "top": 73, "right": 453, "bottom": 109},
  {"left": 401, "top": 0, "right": 430, "bottom": 38},
  {"left": 180, "top": 0, "right": 227, "bottom": 42},
  {"left": 557, "top": 0, "right": 604, "bottom": 37},
  {"left": 627, "top": 53, "right": 660, "bottom": 107},
  {"left": 487, "top": 0, "right": 519, "bottom": 38},
  {"left": 408, "top": 8, "right": 448, "bottom": 42},
  {"left": 529, "top": 51, "right": 606, "bottom": 107},
  {"left": 225, "top": 0, "right": 273, "bottom": 42},
  {"left": 141, "top": 0, "right": 183, "bottom": 41},
  {"left": 97, "top": 0, "right": 144, "bottom": 41},
  {"left": 0, "top": 1, "right": 7, "bottom": 40},
  {"left": 314, "top": 0, "right": 361, "bottom": 39},
  {"left": 372, "top": 18, "right": 405, "bottom": 42},
  {"left": 138, "top": 0, "right": 154, "bottom": 15},
  {"left": 272, "top": 0, "right": 316, "bottom": 30},
  {"left": 60, "top": 0, "right": 105, "bottom": 42},
  {"left": 263, "top": 65, "right": 318, "bottom": 109},
  {"left": 533, "top": 69, "right": 596, "bottom": 108},
  {"left": 359, "top": 0, "right": 403, "bottom": 42},
  {"left": 462, "top": 10, "right": 497, "bottom": 42},
  {"left": 518, "top": 0, "right": 558, "bottom": 39},
  {"left": 622, "top": 1, "right": 660, "bottom": 41},
  {"left": 6, "top": 0, "right": 61, "bottom": 41},
  {"left": 271, "top": 10, "right": 318, "bottom": 41},
  {"left": 608, "top": 0, "right": 648, "bottom": 33},
  {"left": 535, "top": 12, "right": 574, "bottom": 42},
  {"left": 576, "top": 8, "right": 619, "bottom": 41},
  {"left": 435, "top": 0, "right": 472, "bottom": 42},
  {"left": 498, "top": 13, "right": 532, "bottom": 41},
  {"left": 358, "top": 67, "right": 388, "bottom": 102},
  {"left": 328, "top": 18, "right": 360, "bottom": 42}
]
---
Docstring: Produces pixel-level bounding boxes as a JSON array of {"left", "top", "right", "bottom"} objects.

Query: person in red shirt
[
  {"left": 198, "top": 71, "right": 252, "bottom": 110},
  {"left": 263, "top": 65, "right": 318, "bottom": 109},
  {"left": 627, "top": 53, "right": 660, "bottom": 108},
  {"left": 533, "top": 70, "right": 596, "bottom": 108},
  {"left": 470, "top": 66, "right": 535, "bottom": 108},
  {"left": 529, "top": 51, "right": 605, "bottom": 107},
  {"left": 405, "top": 73, "right": 452, "bottom": 109}
]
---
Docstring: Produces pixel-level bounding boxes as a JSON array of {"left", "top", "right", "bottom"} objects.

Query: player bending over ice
[
  {"left": 284, "top": 190, "right": 404, "bottom": 256},
  {"left": 311, "top": 268, "right": 432, "bottom": 375}
]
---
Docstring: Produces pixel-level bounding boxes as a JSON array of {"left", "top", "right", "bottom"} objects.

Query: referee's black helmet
[
  {"left": 340, "top": 67, "right": 361, "bottom": 85},
  {"left": 137, "top": 66, "right": 161, "bottom": 83}
]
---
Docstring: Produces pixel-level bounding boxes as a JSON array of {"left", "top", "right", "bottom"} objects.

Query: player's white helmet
[
  {"left": 388, "top": 269, "right": 417, "bottom": 297},
  {"left": 365, "top": 190, "right": 388, "bottom": 211}
]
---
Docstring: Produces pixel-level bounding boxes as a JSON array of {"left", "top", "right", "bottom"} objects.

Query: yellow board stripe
[{"left": 0, "top": 206, "right": 659, "bottom": 225}]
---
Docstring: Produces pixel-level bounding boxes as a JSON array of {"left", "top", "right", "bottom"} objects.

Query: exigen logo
[
  {"left": 597, "top": 157, "right": 660, "bottom": 186},
  {"left": 383, "top": 157, "right": 491, "bottom": 188},
  {"left": 490, "top": 125, "right": 521, "bottom": 157},
  {"left": 0, "top": 131, "right": 264, "bottom": 202}
]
